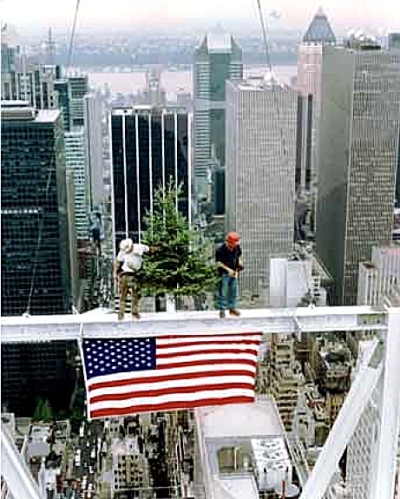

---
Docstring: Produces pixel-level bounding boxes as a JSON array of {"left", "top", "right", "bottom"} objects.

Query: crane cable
[
  {"left": 67, "top": 0, "right": 82, "bottom": 70},
  {"left": 24, "top": 0, "right": 82, "bottom": 315}
]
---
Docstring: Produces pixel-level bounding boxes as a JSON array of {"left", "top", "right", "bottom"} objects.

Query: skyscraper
[
  {"left": 84, "top": 92, "right": 104, "bottom": 207},
  {"left": 316, "top": 47, "right": 400, "bottom": 305},
  {"left": 54, "top": 78, "right": 72, "bottom": 132},
  {"left": 1, "top": 64, "right": 59, "bottom": 111},
  {"left": 297, "top": 7, "right": 336, "bottom": 107},
  {"left": 225, "top": 76, "right": 296, "bottom": 298},
  {"left": 68, "top": 75, "right": 88, "bottom": 127},
  {"left": 389, "top": 32, "right": 400, "bottom": 50},
  {"left": 1, "top": 101, "right": 76, "bottom": 416},
  {"left": 357, "top": 245, "right": 400, "bottom": 306},
  {"left": 346, "top": 244, "right": 400, "bottom": 499},
  {"left": 297, "top": 8, "right": 336, "bottom": 191},
  {"left": 1, "top": 101, "right": 73, "bottom": 315},
  {"left": 110, "top": 106, "right": 191, "bottom": 251},
  {"left": 295, "top": 93, "right": 314, "bottom": 191},
  {"left": 194, "top": 26, "right": 243, "bottom": 197},
  {"left": 65, "top": 128, "right": 89, "bottom": 240}
]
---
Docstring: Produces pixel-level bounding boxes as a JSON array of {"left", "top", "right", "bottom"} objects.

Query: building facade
[
  {"left": 1, "top": 101, "right": 75, "bottom": 416},
  {"left": 316, "top": 47, "right": 400, "bottom": 305},
  {"left": 1, "top": 65, "right": 59, "bottom": 111},
  {"left": 68, "top": 75, "right": 88, "bottom": 127},
  {"left": 194, "top": 27, "right": 243, "bottom": 197},
  {"left": 225, "top": 76, "right": 296, "bottom": 298},
  {"left": 1, "top": 102, "right": 73, "bottom": 315},
  {"left": 84, "top": 93, "right": 104, "bottom": 207},
  {"left": 295, "top": 93, "right": 314, "bottom": 191},
  {"left": 54, "top": 78, "right": 72, "bottom": 132},
  {"left": 65, "top": 128, "right": 89, "bottom": 240},
  {"left": 297, "top": 8, "right": 336, "bottom": 192},
  {"left": 110, "top": 106, "right": 191, "bottom": 251},
  {"left": 357, "top": 244, "right": 400, "bottom": 305}
]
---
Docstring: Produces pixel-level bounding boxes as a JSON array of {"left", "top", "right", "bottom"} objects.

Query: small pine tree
[
  {"left": 141, "top": 183, "right": 218, "bottom": 299},
  {"left": 33, "top": 398, "right": 44, "bottom": 421},
  {"left": 41, "top": 399, "right": 53, "bottom": 422}
]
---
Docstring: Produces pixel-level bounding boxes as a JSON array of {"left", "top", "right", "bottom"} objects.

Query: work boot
[
  {"left": 229, "top": 309, "right": 241, "bottom": 317},
  {"left": 132, "top": 313, "right": 141, "bottom": 320},
  {"left": 118, "top": 312, "right": 124, "bottom": 321},
  {"left": 219, "top": 310, "right": 226, "bottom": 319}
]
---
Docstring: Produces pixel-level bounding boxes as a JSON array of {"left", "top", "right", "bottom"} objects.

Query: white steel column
[
  {"left": 174, "top": 112, "right": 178, "bottom": 210},
  {"left": 135, "top": 113, "right": 141, "bottom": 242},
  {"left": 1, "top": 424, "right": 41, "bottom": 499},
  {"left": 122, "top": 114, "right": 128, "bottom": 237},
  {"left": 371, "top": 307, "right": 400, "bottom": 499},
  {"left": 299, "top": 342, "right": 383, "bottom": 499}
]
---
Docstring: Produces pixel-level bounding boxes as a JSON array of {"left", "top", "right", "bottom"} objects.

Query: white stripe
[
  {"left": 89, "top": 374, "right": 255, "bottom": 398},
  {"left": 87, "top": 362, "right": 256, "bottom": 388},
  {"left": 90, "top": 388, "right": 255, "bottom": 411},
  {"left": 156, "top": 352, "right": 257, "bottom": 366},
  {"left": 157, "top": 343, "right": 260, "bottom": 356},
  {"left": 157, "top": 335, "right": 261, "bottom": 346}
]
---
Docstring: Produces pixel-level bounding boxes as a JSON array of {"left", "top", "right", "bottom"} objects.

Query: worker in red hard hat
[{"left": 215, "top": 231, "right": 243, "bottom": 318}]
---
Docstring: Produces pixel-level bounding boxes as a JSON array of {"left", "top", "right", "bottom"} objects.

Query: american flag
[{"left": 82, "top": 333, "right": 261, "bottom": 419}]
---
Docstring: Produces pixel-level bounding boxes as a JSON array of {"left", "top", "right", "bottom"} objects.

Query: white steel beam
[
  {"left": 371, "top": 307, "right": 400, "bottom": 499},
  {"left": 299, "top": 341, "right": 383, "bottom": 499},
  {"left": 1, "top": 424, "right": 41, "bottom": 499},
  {"left": 0, "top": 306, "right": 387, "bottom": 343}
]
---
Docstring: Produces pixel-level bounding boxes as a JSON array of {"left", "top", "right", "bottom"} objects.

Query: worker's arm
[
  {"left": 113, "top": 260, "right": 122, "bottom": 280},
  {"left": 113, "top": 251, "right": 124, "bottom": 279}
]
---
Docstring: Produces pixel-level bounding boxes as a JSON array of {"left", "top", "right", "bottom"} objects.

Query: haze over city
[
  {"left": 1, "top": 1, "right": 400, "bottom": 498},
  {"left": 2, "top": 0, "right": 399, "bottom": 33}
]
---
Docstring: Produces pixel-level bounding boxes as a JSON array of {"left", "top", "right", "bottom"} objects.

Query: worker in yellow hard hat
[{"left": 215, "top": 231, "right": 243, "bottom": 318}]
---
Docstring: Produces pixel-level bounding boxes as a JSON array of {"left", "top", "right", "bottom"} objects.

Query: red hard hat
[{"left": 226, "top": 231, "right": 240, "bottom": 245}]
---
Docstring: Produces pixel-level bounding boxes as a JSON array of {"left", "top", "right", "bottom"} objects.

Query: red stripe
[
  {"left": 157, "top": 339, "right": 261, "bottom": 349},
  {"left": 89, "top": 382, "right": 255, "bottom": 404},
  {"left": 89, "top": 369, "right": 256, "bottom": 392},
  {"left": 156, "top": 358, "right": 257, "bottom": 370},
  {"left": 160, "top": 332, "right": 260, "bottom": 339},
  {"left": 157, "top": 348, "right": 259, "bottom": 359},
  {"left": 90, "top": 396, "right": 255, "bottom": 419}
]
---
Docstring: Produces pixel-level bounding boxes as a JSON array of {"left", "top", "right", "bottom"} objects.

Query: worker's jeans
[
  {"left": 118, "top": 273, "right": 140, "bottom": 319},
  {"left": 217, "top": 274, "right": 238, "bottom": 311}
]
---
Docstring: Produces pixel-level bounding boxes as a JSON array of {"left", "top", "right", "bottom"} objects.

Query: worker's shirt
[
  {"left": 117, "top": 244, "right": 149, "bottom": 273},
  {"left": 215, "top": 244, "right": 242, "bottom": 276}
]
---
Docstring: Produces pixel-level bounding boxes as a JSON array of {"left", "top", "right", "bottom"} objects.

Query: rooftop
[
  {"left": 206, "top": 25, "right": 232, "bottom": 53},
  {"left": 198, "top": 397, "right": 283, "bottom": 439},
  {"left": 302, "top": 7, "right": 336, "bottom": 44},
  {"left": 235, "top": 72, "right": 287, "bottom": 91}
]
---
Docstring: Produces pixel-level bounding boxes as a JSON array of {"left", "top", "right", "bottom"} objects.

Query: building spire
[{"left": 302, "top": 7, "right": 336, "bottom": 44}]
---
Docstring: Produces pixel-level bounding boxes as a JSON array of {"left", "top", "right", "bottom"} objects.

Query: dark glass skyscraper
[
  {"left": 110, "top": 106, "right": 191, "bottom": 250},
  {"left": 1, "top": 101, "right": 75, "bottom": 416},
  {"left": 1, "top": 102, "right": 72, "bottom": 315}
]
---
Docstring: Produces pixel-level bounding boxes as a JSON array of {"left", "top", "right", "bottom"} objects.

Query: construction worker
[
  {"left": 215, "top": 231, "right": 243, "bottom": 318},
  {"left": 113, "top": 238, "right": 156, "bottom": 320}
]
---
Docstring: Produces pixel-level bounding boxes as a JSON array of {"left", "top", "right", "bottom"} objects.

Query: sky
[{"left": 1, "top": 0, "right": 399, "bottom": 33}]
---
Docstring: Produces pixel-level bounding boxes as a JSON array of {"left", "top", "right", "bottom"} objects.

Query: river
[{"left": 87, "top": 65, "right": 297, "bottom": 98}]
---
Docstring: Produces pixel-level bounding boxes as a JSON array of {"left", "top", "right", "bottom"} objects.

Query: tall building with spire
[
  {"left": 193, "top": 26, "right": 243, "bottom": 198},
  {"left": 297, "top": 8, "right": 336, "bottom": 191}
]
